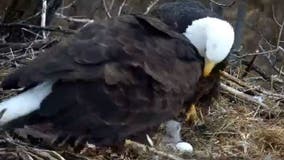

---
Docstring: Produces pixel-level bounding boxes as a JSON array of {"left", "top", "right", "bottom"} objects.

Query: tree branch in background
[
  {"left": 272, "top": 5, "right": 282, "bottom": 27},
  {"left": 0, "top": 23, "right": 76, "bottom": 34},
  {"left": 55, "top": 13, "right": 94, "bottom": 24},
  {"left": 102, "top": 0, "right": 112, "bottom": 18},
  {"left": 41, "top": 0, "right": 48, "bottom": 39},
  {"left": 144, "top": 0, "right": 159, "bottom": 15},
  {"left": 1, "top": 0, "right": 63, "bottom": 42},
  {"left": 118, "top": 0, "right": 127, "bottom": 16},
  {"left": 208, "top": 0, "right": 236, "bottom": 7},
  {"left": 57, "top": 0, "right": 77, "bottom": 13}
]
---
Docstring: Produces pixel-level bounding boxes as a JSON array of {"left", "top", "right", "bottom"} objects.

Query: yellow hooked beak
[{"left": 203, "top": 58, "right": 216, "bottom": 77}]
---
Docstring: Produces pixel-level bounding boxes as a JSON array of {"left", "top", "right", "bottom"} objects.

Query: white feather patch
[{"left": 0, "top": 81, "right": 54, "bottom": 125}]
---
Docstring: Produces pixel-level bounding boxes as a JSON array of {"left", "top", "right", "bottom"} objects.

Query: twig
[
  {"left": 21, "top": 28, "right": 43, "bottom": 39},
  {"left": 208, "top": 0, "right": 236, "bottom": 7},
  {"left": 1, "top": 133, "right": 65, "bottom": 160},
  {"left": 237, "top": 48, "right": 279, "bottom": 58},
  {"left": 273, "top": 65, "right": 284, "bottom": 77},
  {"left": 18, "top": 12, "right": 41, "bottom": 24},
  {"left": 41, "top": 0, "right": 48, "bottom": 39},
  {"left": 221, "top": 71, "right": 249, "bottom": 88},
  {"left": 58, "top": 0, "right": 77, "bottom": 12},
  {"left": 221, "top": 71, "right": 284, "bottom": 100},
  {"left": 109, "top": 0, "right": 115, "bottom": 12},
  {"left": 118, "top": 0, "right": 127, "bottom": 16},
  {"left": 276, "top": 21, "right": 284, "bottom": 48},
  {"left": 220, "top": 83, "right": 268, "bottom": 108},
  {"left": 0, "top": 23, "right": 76, "bottom": 34},
  {"left": 55, "top": 13, "right": 94, "bottom": 23},
  {"left": 241, "top": 61, "right": 270, "bottom": 80},
  {"left": 239, "top": 21, "right": 283, "bottom": 58},
  {"left": 124, "top": 139, "right": 185, "bottom": 160},
  {"left": 102, "top": 0, "right": 112, "bottom": 18},
  {"left": 272, "top": 5, "right": 281, "bottom": 27},
  {"left": 0, "top": 39, "right": 58, "bottom": 53},
  {"left": 241, "top": 55, "right": 257, "bottom": 78},
  {"left": 144, "top": 0, "right": 159, "bottom": 15}
]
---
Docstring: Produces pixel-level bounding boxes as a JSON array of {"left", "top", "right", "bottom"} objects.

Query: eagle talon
[{"left": 185, "top": 104, "right": 199, "bottom": 125}]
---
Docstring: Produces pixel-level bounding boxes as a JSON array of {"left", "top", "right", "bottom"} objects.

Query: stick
[
  {"left": 0, "top": 39, "right": 58, "bottom": 53},
  {"left": 55, "top": 13, "right": 94, "bottom": 23},
  {"left": 241, "top": 61, "right": 270, "bottom": 80},
  {"left": 41, "top": 0, "right": 48, "bottom": 39},
  {"left": 221, "top": 71, "right": 250, "bottom": 88},
  {"left": 209, "top": 0, "right": 236, "bottom": 7},
  {"left": 220, "top": 83, "right": 269, "bottom": 108},
  {"left": 144, "top": 0, "right": 159, "bottom": 15},
  {"left": 241, "top": 55, "right": 257, "bottom": 78},
  {"left": 124, "top": 140, "right": 185, "bottom": 160},
  {"left": 118, "top": 0, "right": 127, "bottom": 16},
  {"left": 0, "top": 23, "right": 76, "bottom": 34},
  {"left": 102, "top": 0, "right": 112, "bottom": 18},
  {"left": 221, "top": 71, "right": 284, "bottom": 100}
]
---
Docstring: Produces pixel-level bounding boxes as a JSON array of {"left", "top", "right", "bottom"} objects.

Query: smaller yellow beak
[{"left": 203, "top": 59, "right": 216, "bottom": 77}]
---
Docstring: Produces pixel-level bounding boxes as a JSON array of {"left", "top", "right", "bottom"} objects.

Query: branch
[
  {"left": 124, "top": 140, "right": 185, "bottom": 160},
  {"left": 237, "top": 47, "right": 279, "bottom": 57},
  {"left": 55, "top": 12, "right": 94, "bottom": 23},
  {"left": 0, "top": 39, "right": 58, "bottom": 53},
  {"left": 144, "top": 0, "right": 159, "bottom": 15},
  {"left": 118, "top": 0, "right": 127, "bottom": 16},
  {"left": 272, "top": 5, "right": 282, "bottom": 27},
  {"left": 276, "top": 21, "right": 284, "bottom": 48},
  {"left": 241, "top": 61, "right": 270, "bottom": 80},
  {"left": 0, "top": 23, "right": 76, "bottom": 34},
  {"left": 58, "top": 0, "right": 77, "bottom": 12},
  {"left": 109, "top": 0, "right": 115, "bottom": 12},
  {"left": 1, "top": 133, "right": 65, "bottom": 160},
  {"left": 221, "top": 71, "right": 284, "bottom": 100},
  {"left": 41, "top": 0, "right": 48, "bottom": 39},
  {"left": 208, "top": 0, "right": 236, "bottom": 7},
  {"left": 221, "top": 71, "right": 249, "bottom": 88},
  {"left": 220, "top": 83, "right": 269, "bottom": 108},
  {"left": 102, "top": 0, "right": 112, "bottom": 18},
  {"left": 241, "top": 55, "right": 257, "bottom": 78},
  {"left": 240, "top": 21, "right": 283, "bottom": 58}
]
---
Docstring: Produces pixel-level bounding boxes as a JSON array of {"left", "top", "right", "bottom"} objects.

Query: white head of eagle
[{"left": 183, "top": 17, "right": 235, "bottom": 77}]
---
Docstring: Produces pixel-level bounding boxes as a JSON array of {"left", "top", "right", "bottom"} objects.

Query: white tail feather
[{"left": 0, "top": 81, "right": 54, "bottom": 125}]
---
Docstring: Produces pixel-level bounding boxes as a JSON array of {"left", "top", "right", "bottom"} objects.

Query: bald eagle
[{"left": 0, "top": 1, "right": 234, "bottom": 146}]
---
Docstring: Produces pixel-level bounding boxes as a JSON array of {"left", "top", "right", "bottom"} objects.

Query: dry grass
[{"left": 178, "top": 95, "right": 284, "bottom": 160}]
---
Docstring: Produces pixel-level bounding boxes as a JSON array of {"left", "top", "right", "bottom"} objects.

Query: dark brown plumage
[{"left": 1, "top": 15, "right": 204, "bottom": 146}]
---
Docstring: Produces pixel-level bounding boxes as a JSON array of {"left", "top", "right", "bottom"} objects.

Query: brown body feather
[{"left": 1, "top": 15, "right": 205, "bottom": 146}]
